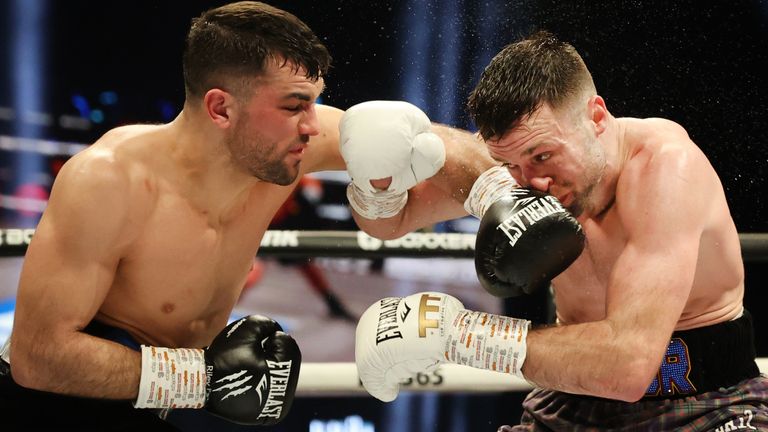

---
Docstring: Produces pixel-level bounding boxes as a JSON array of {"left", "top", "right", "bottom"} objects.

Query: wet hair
[
  {"left": 183, "top": 1, "right": 332, "bottom": 100},
  {"left": 467, "top": 30, "right": 595, "bottom": 141}
]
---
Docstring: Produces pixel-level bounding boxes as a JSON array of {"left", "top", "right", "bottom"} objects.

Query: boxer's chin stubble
[{"left": 253, "top": 157, "right": 297, "bottom": 185}]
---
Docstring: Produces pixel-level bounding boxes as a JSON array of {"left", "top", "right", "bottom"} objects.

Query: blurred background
[{"left": 0, "top": 0, "right": 766, "bottom": 431}]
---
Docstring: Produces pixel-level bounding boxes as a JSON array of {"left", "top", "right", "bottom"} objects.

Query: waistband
[
  {"left": 82, "top": 320, "right": 141, "bottom": 352},
  {"left": 642, "top": 308, "right": 760, "bottom": 400}
]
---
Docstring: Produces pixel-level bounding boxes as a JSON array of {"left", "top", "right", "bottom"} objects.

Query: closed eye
[
  {"left": 503, "top": 164, "right": 522, "bottom": 181},
  {"left": 498, "top": 161, "right": 517, "bottom": 172}
]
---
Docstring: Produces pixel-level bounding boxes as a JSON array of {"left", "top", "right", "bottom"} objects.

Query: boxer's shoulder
[
  {"left": 91, "top": 123, "right": 166, "bottom": 150},
  {"left": 620, "top": 117, "right": 695, "bottom": 161}
]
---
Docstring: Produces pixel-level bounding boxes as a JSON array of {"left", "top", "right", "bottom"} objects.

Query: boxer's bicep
[
  {"left": 606, "top": 145, "right": 708, "bottom": 362},
  {"left": 14, "top": 152, "right": 134, "bottom": 346}
]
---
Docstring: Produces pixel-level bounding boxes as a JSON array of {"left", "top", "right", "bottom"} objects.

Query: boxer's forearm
[
  {"left": 11, "top": 331, "right": 141, "bottom": 399},
  {"left": 430, "top": 123, "right": 496, "bottom": 204},
  {"left": 351, "top": 181, "right": 468, "bottom": 240},
  {"left": 523, "top": 321, "right": 662, "bottom": 402},
  {"left": 350, "top": 210, "right": 406, "bottom": 240}
]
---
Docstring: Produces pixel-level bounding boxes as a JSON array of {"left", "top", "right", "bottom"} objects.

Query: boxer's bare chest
[
  {"left": 99, "top": 181, "right": 295, "bottom": 346},
  {"left": 552, "top": 200, "right": 742, "bottom": 326},
  {"left": 551, "top": 206, "right": 625, "bottom": 323}
]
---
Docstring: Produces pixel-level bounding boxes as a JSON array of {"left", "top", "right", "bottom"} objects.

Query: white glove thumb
[{"left": 388, "top": 131, "right": 446, "bottom": 193}]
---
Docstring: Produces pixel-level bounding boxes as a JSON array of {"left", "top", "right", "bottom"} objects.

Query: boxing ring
[{"left": 1, "top": 228, "right": 767, "bottom": 396}]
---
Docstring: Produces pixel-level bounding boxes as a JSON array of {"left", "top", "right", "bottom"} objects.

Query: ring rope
[
  {"left": 1, "top": 228, "right": 767, "bottom": 261},
  {"left": 1, "top": 226, "right": 766, "bottom": 395},
  {"left": 295, "top": 359, "right": 768, "bottom": 396}
]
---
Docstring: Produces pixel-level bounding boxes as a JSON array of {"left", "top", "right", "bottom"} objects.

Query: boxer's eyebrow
[
  {"left": 284, "top": 92, "right": 311, "bottom": 101},
  {"left": 283, "top": 84, "right": 325, "bottom": 103}
]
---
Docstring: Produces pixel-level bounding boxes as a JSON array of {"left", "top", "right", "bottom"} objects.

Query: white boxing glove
[
  {"left": 355, "top": 292, "right": 531, "bottom": 402},
  {"left": 340, "top": 101, "right": 446, "bottom": 219}
]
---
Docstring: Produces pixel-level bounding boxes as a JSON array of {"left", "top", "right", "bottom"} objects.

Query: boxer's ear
[
  {"left": 204, "top": 88, "right": 235, "bottom": 129},
  {"left": 588, "top": 95, "right": 607, "bottom": 135}
]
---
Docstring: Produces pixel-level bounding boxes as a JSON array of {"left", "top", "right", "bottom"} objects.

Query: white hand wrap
[
  {"left": 340, "top": 101, "right": 446, "bottom": 219},
  {"left": 355, "top": 292, "right": 530, "bottom": 402},
  {"left": 134, "top": 346, "right": 208, "bottom": 409},
  {"left": 463, "top": 165, "right": 520, "bottom": 218},
  {"left": 447, "top": 310, "right": 529, "bottom": 378},
  {"left": 345, "top": 183, "right": 409, "bottom": 220}
]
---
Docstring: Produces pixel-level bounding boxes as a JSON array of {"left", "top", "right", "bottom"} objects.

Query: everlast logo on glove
[
  {"left": 205, "top": 360, "right": 294, "bottom": 420},
  {"left": 496, "top": 191, "right": 568, "bottom": 247},
  {"left": 376, "top": 298, "right": 404, "bottom": 344},
  {"left": 203, "top": 315, "right": 301, "bottom": 425},
  {"left": 475, "top": 189, "right": 585, "bottom": 298},
  {"left": 257, "top": 360, "right": 294, "bottom": 420}
]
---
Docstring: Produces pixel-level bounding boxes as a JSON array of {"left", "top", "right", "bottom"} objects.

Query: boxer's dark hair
[
  {"left": 467, "top": 30, "right": 595, "bottom": 141},
  {"left": 183, "top": 1, "right": 332, "bottom": 100}
]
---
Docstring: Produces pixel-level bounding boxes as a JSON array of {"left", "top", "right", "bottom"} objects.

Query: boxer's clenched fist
[
  {"left": 340, "top": 101, "right": 445, "bottom": 219},
  {"left": 134, "top": 315, "right": 301, "bottom": 426},
  {"left": 465, "top": 166, "right": 585, "bottom": 298},
  {"left": 355, "top": 292, "right": 530, "bottom": 402}
]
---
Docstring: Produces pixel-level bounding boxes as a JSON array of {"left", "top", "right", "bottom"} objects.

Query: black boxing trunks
[
  {"left": 81, "top": 319, "right": 142, "bottom": 351},
  {"left": 502, "top": 310, "right": 768, "bottom": 431},
  {"left": 642, "top": 308, "right": 760, "bottom": 399},
  {"left": 0, "top": 320, "right": 179, "bottom": 431}
]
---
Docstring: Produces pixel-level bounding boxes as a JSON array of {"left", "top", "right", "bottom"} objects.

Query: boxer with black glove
[
  {"left": 465, "top": 166, "right": 585, "bottom": 297},
  {"left": 133, "top": 315, "right": 300, "bottom": 425}
]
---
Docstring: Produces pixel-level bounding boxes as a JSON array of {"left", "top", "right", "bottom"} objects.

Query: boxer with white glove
[
  {"left": 355, "top": 291, "right": 530, "bottom": 402},
  {"left": 340, "top": 101, "right": 446, "bottom": 219}
]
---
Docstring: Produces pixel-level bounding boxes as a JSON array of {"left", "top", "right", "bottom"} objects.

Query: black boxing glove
[
  {"left": 204, "top": 315, "right": 301, "bottom": 424},
  {"left": 474, "top": 188, "right": 585, "bottom": 297},
  {"left": 134, "top": 315, "right": 301, "bottom": 426}
]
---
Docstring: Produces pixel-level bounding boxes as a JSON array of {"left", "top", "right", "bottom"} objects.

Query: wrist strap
[
  {"left": 346, "top": 183, "right": 408, "bottom": 219},
  {"left": 134, "top": 346, "right": 207, "bottom": 409},
  {"left": 446, "top": 310, "right": 530, "bottom": 380},
  {"left": 463, "top": 166, "right": 519, "bottom": 218}
]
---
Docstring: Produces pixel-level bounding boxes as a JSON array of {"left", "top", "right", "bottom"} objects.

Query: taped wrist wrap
[
  {"left": 134, "top": 346, "right": 207, "bottom": 409},
  {"left": 347, "top": 183, "right": 408, "bottom": 220},
  {"left": 446, "top": 310, "right": 530, "bottom": 379},
  {"left": 464, "top": 166, "right": 520, "bottom": 218}
]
